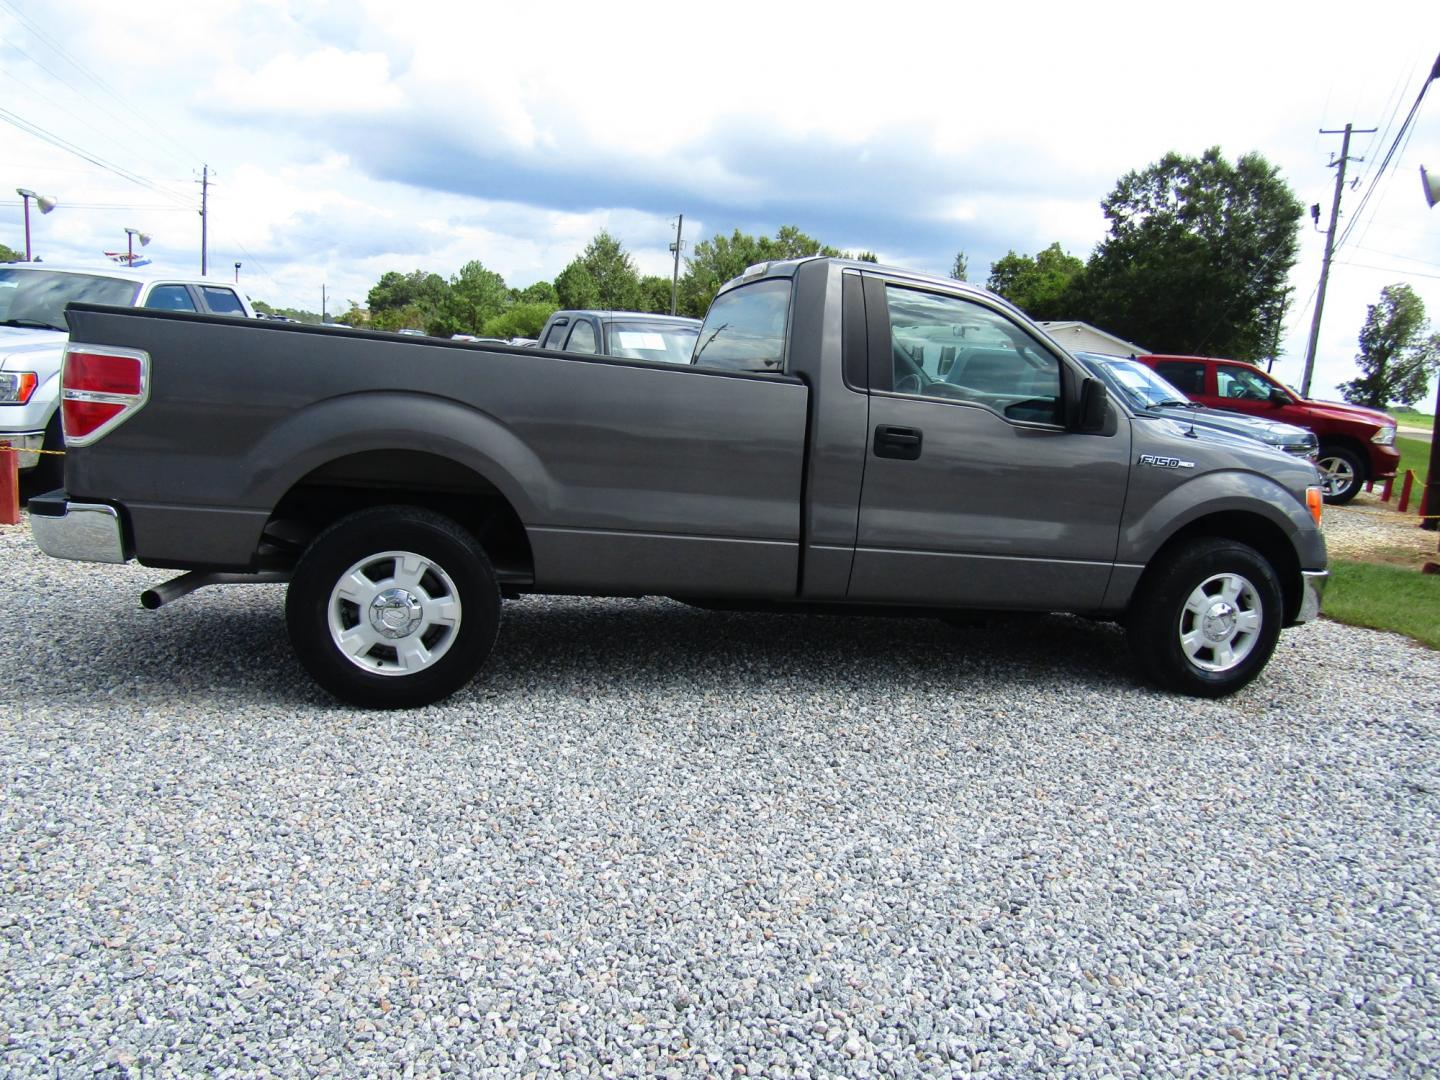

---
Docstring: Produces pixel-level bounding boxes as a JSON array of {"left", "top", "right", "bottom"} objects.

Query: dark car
[
  {"left": 1075, "top": 353, "right": 1319, "bottom": 462},
  {"left": 536, "top": 310, "right": 701, "bottom": 364}
]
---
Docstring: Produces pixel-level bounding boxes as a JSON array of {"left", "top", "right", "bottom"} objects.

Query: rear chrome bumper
[
  {"left": 29, "top": 495, "right": 129, "bottom": 564},
  {"left": 1296, "top": 569, "right": 1328, "bottom": 624}
]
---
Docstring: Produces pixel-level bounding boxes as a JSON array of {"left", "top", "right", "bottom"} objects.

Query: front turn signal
[{"left": 1306, "top": 485, "right": 1323, "bottom": 526}]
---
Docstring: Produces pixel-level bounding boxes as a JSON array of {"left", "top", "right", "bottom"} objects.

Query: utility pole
[
  {"left": 1299, "top": 124, "right": 1374, "bottom": 398},
  {"left": 669, "top": 214, "right": 684, "bottom": 316},
  {"left": 198, "top": 164, "right": 209, "bottom": 276},
  {"left": 321, "top": 283, "right": 327, "bottom": 322}
]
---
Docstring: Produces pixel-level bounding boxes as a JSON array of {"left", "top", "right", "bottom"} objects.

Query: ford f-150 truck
[
  {"left": 1, "top": 264, "right": 254, "bottom": 490},
  {"left": 29, "top": 257, "right": 1327, "bottom": 707}
]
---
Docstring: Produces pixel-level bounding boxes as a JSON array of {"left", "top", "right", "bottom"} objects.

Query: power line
[
  {"left": 0, "top": 0, "right": 205, "bottom": 172},
  {"left": 0, "top": 105, "right": 194, "bottom": 207},
  {"left": 1332, "top": 259, "right": 1440, "bottom": 281},
  {"left": 1334, "top": 52, "right": 1440, "bottom": 254}
]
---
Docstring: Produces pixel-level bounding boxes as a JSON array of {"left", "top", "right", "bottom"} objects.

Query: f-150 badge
[{"left": 1138, "top": 454, "right": 1195, "bottom": 469}]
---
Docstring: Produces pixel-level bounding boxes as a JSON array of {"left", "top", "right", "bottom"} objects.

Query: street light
[
  {"left": 123, "top": 227, "right": 151, "bottom": 267},
  {"left": 15, "top": 187, "right": 58, "bottom": 261},
  {"left": 234, "top": 261, "right": 242, "bottom": 284}
]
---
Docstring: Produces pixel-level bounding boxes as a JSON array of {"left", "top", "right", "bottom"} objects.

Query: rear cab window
[
  {"left": 144, "top": 284, "right": 198, "bottom": 312},
  {"left": 691, "top": 279, "right": 791, "bottom": 372},
  {"left": 200, "top": 286, "right": 246, "bottom": 316}
]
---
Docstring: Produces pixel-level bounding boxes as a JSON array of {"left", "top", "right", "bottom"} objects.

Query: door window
[
  {"left": 564, "top": 320, "right": 598, "bottom": 354},
  {"left": 143, "top": 285, "right": 197, "bottom": 312},
  {"left": 1153, "top": 361, "right": 1206, "bottom": 396},
  {"left": 1215, "top": 364, "right": 1277, "bottom": 401},
  {"left": 883, "top": 285, "right": 1061, "bottom": 424},
  {"left": 541, "top": 319, "right": 570, "bottom": 349}
]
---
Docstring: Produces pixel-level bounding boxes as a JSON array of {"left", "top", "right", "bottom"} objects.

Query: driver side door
[{"left": 847, "top": 275, "right": 1130, "bottom": 611}]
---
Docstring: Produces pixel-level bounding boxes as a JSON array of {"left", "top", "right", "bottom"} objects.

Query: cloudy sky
[{"left": 2, "top": 0, "right": 1437, "bottom": 399}]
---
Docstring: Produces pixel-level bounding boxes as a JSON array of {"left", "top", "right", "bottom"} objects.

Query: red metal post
[
  {"left": 0, "top": 443, "right": 19, "bottom": 526},
  {"left": 1398, "top": 470, "right": 1415, "bottom": 514},
  {"left": 1381, "top": 475, "right": 1395, "bottom": 502}
]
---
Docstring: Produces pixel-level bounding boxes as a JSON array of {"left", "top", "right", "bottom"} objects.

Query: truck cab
[{"left": 0, "top": 264, "right": 254, "bottom": 489}]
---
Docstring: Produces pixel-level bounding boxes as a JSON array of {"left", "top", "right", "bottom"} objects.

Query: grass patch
[
  {"left": 1392, "top": 405, "right": 1434, "bottom": 424},
  {"left": 1324, "top": 558, "right": 1440, "bottom": 649},
  {"left": 1396, "top": 434, "right": 1431, "bottom": 482}
]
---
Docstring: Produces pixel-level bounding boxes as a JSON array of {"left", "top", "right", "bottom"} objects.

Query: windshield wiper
[
  {"left": 692, "top": 321, "right": 730, "bottom": 364},
  {"left": 0, "top": 318, "right": 65, "bottom": 332}
]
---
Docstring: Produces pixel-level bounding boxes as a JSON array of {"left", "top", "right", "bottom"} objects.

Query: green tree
[
  {"left": 367, "top": 270, "right": 448, "bottom": 331},
  {"left": 638, "top": 274, "right": 675, "bottom": 314},
  {"left": 677, "top": 225, "right": 840, "bottom": 316},
  {"left": 0, "top": 242, "right": 23, "bottom": 262},
  {"left": 1075, "top": 147, "right": 1302, "bottom": 361},
  {"left": 333, "top": 301, "right": 368, "bottom": 327},
  {"left": 554, "top": 259, "right": 600, "bottom": 309},
  {"left": 950, "top": 251, "right": 969, "bottom": 281},
  {"left": 570, "top": 231, "right": 642, "bottom": 310},
  {"left": 1340, "top": 283, "right": 1440, "bottom": 408},
  {"left": 984, "top": 243, "right": 1084, "bottom": 321},
  {"left": 480, "top": 302, "right": 557, "bottom": 340},
  {"left": 855, "top": 250, "right": 880, "bottom": 264},
  {"left": 437, "top": 260, "right": 509, "bottom": 336},
  {"left": 513, "top": 280, "right": 559, "bottom": 306}
]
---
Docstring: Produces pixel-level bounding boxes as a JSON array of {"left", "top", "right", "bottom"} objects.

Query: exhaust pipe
[{"left": 141, "top": 570, "right": 290, "bottom": 610}]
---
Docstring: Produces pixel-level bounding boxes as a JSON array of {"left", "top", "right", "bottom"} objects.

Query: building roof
[{"left": 1037, "top": 320, "right": 1148, "bottom": 356}]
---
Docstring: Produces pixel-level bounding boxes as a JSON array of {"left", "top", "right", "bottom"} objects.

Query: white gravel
[{"left": 3, "top": 517, "right": 1439, "bottom": 1077}]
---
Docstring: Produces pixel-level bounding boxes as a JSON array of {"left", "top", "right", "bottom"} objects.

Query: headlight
[
  {"left": 0, "top": 371, "right": 39, "bottom": 404},
  {"left": 1372, "top": 425, "right": 1396, "bottom": 445}
]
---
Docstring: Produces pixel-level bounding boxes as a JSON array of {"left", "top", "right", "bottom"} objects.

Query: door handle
[{"left": 874, "top": 425, "right": 922, "bottom": 460}]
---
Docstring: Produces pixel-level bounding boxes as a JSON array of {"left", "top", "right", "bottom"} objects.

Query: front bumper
[
  {"left": 1368, "top": 442, "right": 1401, "bottom": 481},
  {"left": 28, "top": 492, "right": 130, "bottom": 564},
  {"left": 1296, "top": 569, "right": 1328, "bottom": 624},
  {"left": 0, "top": 431, "right": 44, "bottom": 469}
]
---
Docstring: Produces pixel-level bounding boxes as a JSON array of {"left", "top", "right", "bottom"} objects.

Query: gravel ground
[{"left": 2, "top": 516, "right": 1438, "bottom": 1078}]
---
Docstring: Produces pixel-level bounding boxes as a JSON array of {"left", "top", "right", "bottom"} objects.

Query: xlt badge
[{"left": 1138, "top": 454, "right": 1195, "bottom": 470}]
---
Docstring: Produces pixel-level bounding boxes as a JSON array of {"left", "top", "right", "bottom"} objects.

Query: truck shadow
[{"left": 21, "top": 591, "right": 1135, "bottom": 710}]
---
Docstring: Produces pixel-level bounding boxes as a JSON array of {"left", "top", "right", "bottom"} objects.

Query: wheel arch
[
  {"left": 1130, "top": 510, "right": 1303, "bottom": 625},
  {"left": 263, "top": 449, "right": 535, "bottom": 589}
]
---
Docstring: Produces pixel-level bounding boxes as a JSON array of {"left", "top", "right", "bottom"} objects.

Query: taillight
[{"left": 61, "top": 344, "right": 150, "bottom": 445}]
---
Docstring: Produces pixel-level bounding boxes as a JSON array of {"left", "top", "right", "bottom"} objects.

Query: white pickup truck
[{"left": 0, "top": 264, "right": 255, "bottom": 488}]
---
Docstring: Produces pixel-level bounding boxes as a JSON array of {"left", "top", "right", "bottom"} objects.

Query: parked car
[
  {"left": 0, "top": 264, "right": 253, "bottom": 490},
  {"left": 536, "top": 310, "right": 700, "bottom": 364},
  {"left": 1134, "top": 354, "right": 1398, "bottom": 504},
  {"left": 31, "top": 257, "right": 1326, "bottom": 706},
  {"left": 1074, "top": 353, "right": 1319, "bottom": 462}
]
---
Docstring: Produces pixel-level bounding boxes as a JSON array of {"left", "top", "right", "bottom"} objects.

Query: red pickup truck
[{"left": 1135, "top": 354, "right": 1399, "bottom": 505}]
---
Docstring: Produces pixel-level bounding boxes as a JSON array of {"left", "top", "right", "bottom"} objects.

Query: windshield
[
  {"left": 0, "top": 268, "right": 140, "bottom": 331},
  {"left": 606, "top": 321, "right": 700, "bottom": 364},
  {"left": 1081, "top": 354, "right": 1191, "bottom": 410}
]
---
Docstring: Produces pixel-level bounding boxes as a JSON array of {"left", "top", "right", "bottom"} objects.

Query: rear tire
[
  {"left": 286, "top": 506, "right": 500, "bottom": 708},
  {"left": 1126, "top": 538, "right": 1282, "bottom": 698},
  {"left": 1316, "top": 446, "right": 1364, "bottom": 505}
]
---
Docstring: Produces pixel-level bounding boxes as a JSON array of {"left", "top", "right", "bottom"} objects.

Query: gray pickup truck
[{"left": 31, "top": 257, "right": 1327, "bottom": 707}]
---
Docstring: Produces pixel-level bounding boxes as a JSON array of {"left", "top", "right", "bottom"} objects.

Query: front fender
[{"left": 1120, "top": 468, "right": 1326, "bottom": 569}]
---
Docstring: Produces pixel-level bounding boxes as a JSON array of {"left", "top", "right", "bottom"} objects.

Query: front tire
[
  {"left": 286, "top": 506, "right": 500, "bottom": 708},
  {"left": 1316, "top": 446, "right": 1364, "bottom": 505},
  {"left": 1126, "top": 538, "right": 1282, "bottom": 698}
]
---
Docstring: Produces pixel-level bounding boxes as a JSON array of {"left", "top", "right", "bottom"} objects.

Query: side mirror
[
  {"left": 1075, "top": 377, "right": 1109, "bottom": 433},
  {"left": 1268, "top": 387, "right": 1290, "bottom": 406}
]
